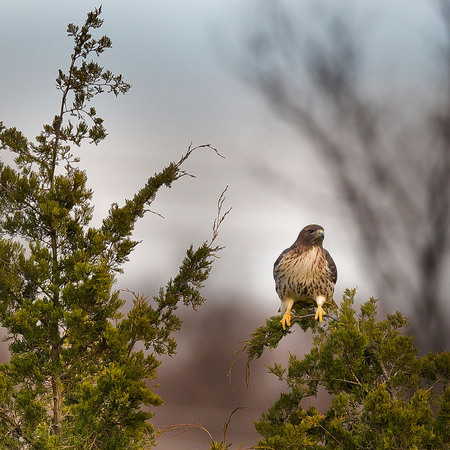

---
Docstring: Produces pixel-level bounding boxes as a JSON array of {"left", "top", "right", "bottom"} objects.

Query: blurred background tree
[{"left": 239, "top": 0, "right": 450, "bottom": 352}]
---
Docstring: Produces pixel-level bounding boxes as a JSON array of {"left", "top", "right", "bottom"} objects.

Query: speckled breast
[{"left": 274, "top": 246, "right": 334, "bottom": 301}]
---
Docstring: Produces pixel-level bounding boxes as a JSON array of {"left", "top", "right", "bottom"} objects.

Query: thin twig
[
  {"left": 175, "top": 143, "right": 225, "bottom": 179},
  {"left": 158, "top": 421, "right": 214, "bottom": 441},
  {"left": 211, "top": 186, "right": 232, "bottom": 245},
  {"left": 223, "top": 406, "right": 245, "bottom": 446}
]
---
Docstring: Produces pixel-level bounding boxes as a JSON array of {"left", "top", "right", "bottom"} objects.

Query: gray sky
[{"left": 0, "top": 0, "right": 444, "bottom": 315}]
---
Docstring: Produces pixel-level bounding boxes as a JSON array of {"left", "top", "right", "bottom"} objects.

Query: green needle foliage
[
  {"left": 246, "top": 289, "right": 449, "bottom": 449},
  {"left": 0, "top": 7, "right": 227, "bottom": 449}
]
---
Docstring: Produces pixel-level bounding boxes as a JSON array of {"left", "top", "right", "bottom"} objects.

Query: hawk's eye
[{"left": 308, "top": 229, "right": 315, "bottom": 234}]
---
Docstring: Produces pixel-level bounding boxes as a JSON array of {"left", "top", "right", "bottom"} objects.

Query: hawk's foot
[
  {"left": 314, "top": 304, "right": 325, "bottom": 323},
  {"left": 280, "top": 311, "right": 291, "bottom": 330}
]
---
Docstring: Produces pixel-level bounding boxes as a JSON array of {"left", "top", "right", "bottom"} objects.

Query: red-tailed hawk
[{"left": 273, "top": 224, "right": 337, "bottom": 329}]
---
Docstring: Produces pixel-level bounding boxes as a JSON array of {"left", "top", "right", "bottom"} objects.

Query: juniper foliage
[
  {"left": 0, "top": 7, "right": 226, "bottom": 448},
  {"left": 246, "top": 289, "right": 449, "bottom": 449}
]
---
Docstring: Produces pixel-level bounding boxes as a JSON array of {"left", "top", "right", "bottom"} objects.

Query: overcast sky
[{"left": 0, "top": 0, "right": 444, "bottom": 316}]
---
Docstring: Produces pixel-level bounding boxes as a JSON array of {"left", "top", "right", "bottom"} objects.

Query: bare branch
[{"left": 210, "top": 185, "right": 232, "bottom": 246}]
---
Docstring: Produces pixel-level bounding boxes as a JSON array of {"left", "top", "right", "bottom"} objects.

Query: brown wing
[
  {"left": 273, "top": 246, "right": 296, "bottom": 274},
  {"left": 324, "top": 248, "right": 337, "bottom": 284}
]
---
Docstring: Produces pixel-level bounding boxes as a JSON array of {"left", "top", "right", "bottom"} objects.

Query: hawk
[{"left": 273, "top": 224, "right": 337, "bottom": 329}]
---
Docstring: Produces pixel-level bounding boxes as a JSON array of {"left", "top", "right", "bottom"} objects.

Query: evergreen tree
[
  {"left": 244, "top": 289, "right": 449, "bottom": 449},
  {"left": 0, "top": 8, "right": 227, "bottom": 448}
]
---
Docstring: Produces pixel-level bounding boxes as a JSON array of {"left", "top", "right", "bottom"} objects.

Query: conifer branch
[
  {"left": 0, "top": 8, "right": 228, "bottom": 447},
  {"left": 0, "top": 409, "right": 32, "bottom": 446},
  {"left": 250, "top": 289, "right": 450, "bottom": 448}
]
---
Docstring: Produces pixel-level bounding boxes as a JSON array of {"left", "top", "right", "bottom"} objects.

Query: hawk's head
[{"left": 295, "top": 224, "right": 325, "bottom": 247}]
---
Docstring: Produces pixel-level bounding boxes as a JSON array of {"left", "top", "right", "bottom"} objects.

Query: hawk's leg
[
  {"left": 314, "top": 296, "right": 326, "bottom": 323},
  {"left": 280, "top": 298, "right": 295, "bottom": 330}
]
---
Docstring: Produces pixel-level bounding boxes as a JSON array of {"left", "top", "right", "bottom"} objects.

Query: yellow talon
[
  {"left": 314, "top": 304, "right": 325, "bottom": 323},
  {"left": 280, "top": 311, "right": 291, "bottom": 330}
]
